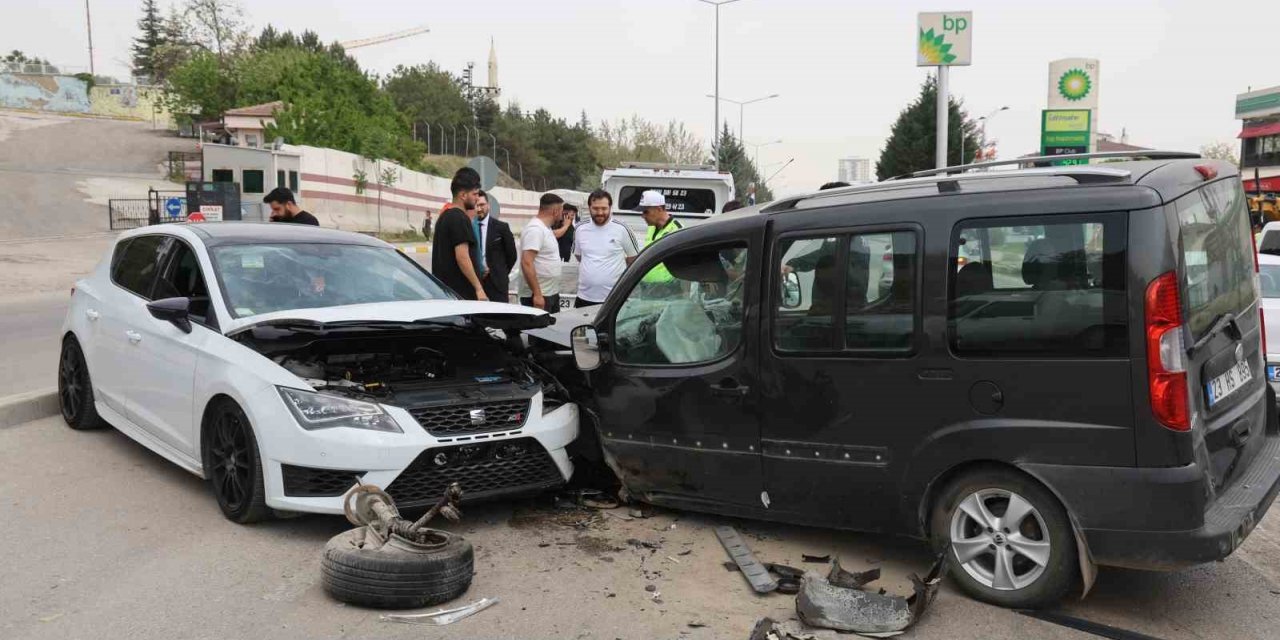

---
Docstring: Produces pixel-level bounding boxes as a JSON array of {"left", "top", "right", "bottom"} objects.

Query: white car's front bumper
[{"left": 246, "top": 384, "right": 579, "bottom": 514}]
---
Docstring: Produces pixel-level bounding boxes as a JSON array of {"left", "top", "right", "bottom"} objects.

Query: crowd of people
[{"left": 261, "top": 166, "right": 743, "bottom": 311}]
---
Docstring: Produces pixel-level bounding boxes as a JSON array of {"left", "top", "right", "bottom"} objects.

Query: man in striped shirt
[{"left": 572, "top": 189, "right": 640, "bottom": 307}]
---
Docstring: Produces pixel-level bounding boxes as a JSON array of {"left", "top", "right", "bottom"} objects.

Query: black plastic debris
[
  {"left": 827, "top": 558, "right": 881, "bottom": 589},
  {"left": 795, "top": 555, "right": 944, "bottom": 636},
  {"left": 1017, "top": 609, "right": 1167, "bottom": 640},
  {"left": 716, "top": 526, "right": 779, "bottom": 594},
  {"left": 801, "top": 554, "right": 831, "bottom": 564}
]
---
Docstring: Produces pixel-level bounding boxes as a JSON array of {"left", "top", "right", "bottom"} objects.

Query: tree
[
  {"left": 163, "top": 49, "right": 237, "bottom": 119},
  {"left": 875, "top": 75, "right": 980, "bottom": 181},
  {"left": 382, "top": 64, "right": 474, "bottom": 155},
  {"left": 3, "top": 50, "right": 56, "bottom": 72},
  {"left": 131, "top": 0, "right": 166, "bottom": 80},
  {"left": 183, "top": 0, "right": 248, "bottom": 58},
  {"left": 1200, "top": 141, "right": 1240, "bottom": 166},
  {"left": 715, "top": 124, "right": 773, "bottom": 203}
]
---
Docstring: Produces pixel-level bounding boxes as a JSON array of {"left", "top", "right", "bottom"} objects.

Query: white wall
[{"left": 296, "top": 145, "right": 543, "bottom": 233}]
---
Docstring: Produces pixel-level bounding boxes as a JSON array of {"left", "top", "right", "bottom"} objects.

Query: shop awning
[{"left": 1239, "top": 121, "right": 1280, "bottom": 138}]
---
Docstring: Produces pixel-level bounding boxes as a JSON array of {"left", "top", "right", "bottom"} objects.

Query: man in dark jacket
[
  {"left": 476, "top": 190, "right": 517, "bottom": 303},
  {"left": 264, "top": 187, "right": 319, "bottom": 225}
]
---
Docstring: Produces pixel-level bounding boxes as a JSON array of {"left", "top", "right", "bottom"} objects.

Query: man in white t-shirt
[
  {"left": 518, "top": 193, "right": 565, "bottom": 310},
  {"left": 573, "top": 189, "right": 640, "bottom": 307}
]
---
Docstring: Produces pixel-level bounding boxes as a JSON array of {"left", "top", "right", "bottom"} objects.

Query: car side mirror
[
  {"left": 147, "top": 296, "right": 193, "bottom": 334},
  {"left": 781, "top": 271, "right": 803, "bottom": 309},
  {"left": 571, "top": 325, "right": 605, "bottom": 371}
]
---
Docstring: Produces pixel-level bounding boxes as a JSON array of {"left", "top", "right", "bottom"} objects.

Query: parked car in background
[
  {"left": 58, "top": 223, "right": 578, "bottom": 523},
  {"left": 544, "top": 153, "right": 1280, "bottom": 609},
  {"left": 1260, "top": 253, "right": 1280, "bottom": 398}
]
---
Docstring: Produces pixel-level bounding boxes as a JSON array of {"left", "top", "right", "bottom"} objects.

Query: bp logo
[
  {"left": 918, "top": 28, "right": 958, "bottom": 65},
  {"left": 1058, "top": 68, "right": 1092, "bottom": 102}
]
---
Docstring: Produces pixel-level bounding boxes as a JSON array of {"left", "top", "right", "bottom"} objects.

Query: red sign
[{"left": 187, "top": 212, "right": 206, "bottom": 223}]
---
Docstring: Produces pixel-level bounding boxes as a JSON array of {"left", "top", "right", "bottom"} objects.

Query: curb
[
  {"left": 397, "top": 244, "right": 430, "bottom": 254},
  {"left": 0, "top": 388, "right": 60, "bottom": 429}
]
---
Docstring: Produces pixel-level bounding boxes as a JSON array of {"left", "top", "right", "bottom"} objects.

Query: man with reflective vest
[{"left": 638, "top": 190, "right": 683, "bottom": 293}]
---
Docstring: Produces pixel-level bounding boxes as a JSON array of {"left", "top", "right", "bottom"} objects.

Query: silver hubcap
[{"left": 949, "top": 488, "right": 1051, "bottom": 591}]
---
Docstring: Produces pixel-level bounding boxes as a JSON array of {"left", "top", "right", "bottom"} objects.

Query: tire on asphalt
[
  {"left": 201, "top": 397, "right": 272, "bottom": 524},
  {"left": 929, "top": 467, "right": 1076, "bottom": 609},
  {"left": 321, "top": 527, "right": 474, "bottom": 609},
  {"left": 58, "top": 336, "right": 106, "bottom": 431}
]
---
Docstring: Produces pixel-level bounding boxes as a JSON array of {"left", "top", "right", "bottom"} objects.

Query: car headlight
[{"left": 277, "top": 387, "right": 402, "bottom": 433}]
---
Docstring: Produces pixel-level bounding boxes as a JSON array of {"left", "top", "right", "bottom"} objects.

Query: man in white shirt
[
  {"left": 518, "top": 193, "right": 565, "bottom": 310},
  {"left": 573, "top": 189, "right": 640, "bottom": 307}
]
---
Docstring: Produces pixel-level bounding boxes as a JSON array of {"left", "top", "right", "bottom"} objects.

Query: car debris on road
[
  {"left": 795, "top": 556, "right": 945, "bottom": 637},
  {"left": 321, "top": 482, "right": 474, "bottom": 609},
  {"left": 380, "top": 597, "right": 500, "bottom": 625}
]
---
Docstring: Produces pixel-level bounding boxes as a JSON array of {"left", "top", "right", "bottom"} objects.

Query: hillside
[{"left": 421, "top": 153, "right": 526, "bottom": 190}]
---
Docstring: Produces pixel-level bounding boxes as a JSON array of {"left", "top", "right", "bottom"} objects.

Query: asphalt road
[
  {"left": 0, "top": 294, "right": 68, "bottom": 395},
  {"left": 3, "top": 415, "right": 1279, "bottom": 640}
]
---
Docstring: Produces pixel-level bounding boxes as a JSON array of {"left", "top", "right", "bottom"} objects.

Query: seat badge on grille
[{"left": 469, "top": 408, "right": 487, "bottom": 425}]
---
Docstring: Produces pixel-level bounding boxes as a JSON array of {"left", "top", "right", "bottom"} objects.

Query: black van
[{"left": 552, "top": 153, "right": 1280, "bottom": 608}]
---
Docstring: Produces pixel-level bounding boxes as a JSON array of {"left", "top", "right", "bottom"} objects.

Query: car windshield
[
  {"left": 1261, "top": 264, "right": 1280, "bottom": 298},
  {"left": 211, "top": 243, "right": 453, "bottom": 318}
]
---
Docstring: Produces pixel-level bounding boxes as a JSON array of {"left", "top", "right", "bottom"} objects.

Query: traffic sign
[
  {"left": 187, "top": 211, "right": 206, "bottom": 223},
  {"left": 164, "top": 197, "right": 183, "bottom": 218}
]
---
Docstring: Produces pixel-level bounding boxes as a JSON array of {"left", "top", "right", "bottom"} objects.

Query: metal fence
[
  {"left": 108, "top": 190, "right": 189, "bottom": 230},
  {"left": 168, "top": 151, "right": 202, "bottom": 182},
  {"left": 0, "top": 62, "right": 86, "bottom": 75}
]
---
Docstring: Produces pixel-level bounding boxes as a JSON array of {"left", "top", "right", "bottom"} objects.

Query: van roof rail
[
  {"left": 892, "top": 150, "right": 1202, "bottom": 180},
  {"left": 616, "top": 161, "right": 719, "bottom": 172}
]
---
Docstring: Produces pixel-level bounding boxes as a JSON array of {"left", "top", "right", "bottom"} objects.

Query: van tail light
[
  {"left": 1146, "top": 271, "right": 1190, "bottom": 431},
  {"left": 1194, "top": 164, "right": 1218, "bottom": 181}
]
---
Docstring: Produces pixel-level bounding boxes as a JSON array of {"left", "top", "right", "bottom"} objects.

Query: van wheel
[
  {"left": 202, "top": 399, "right": 272, "bottom": 524},
  {"left": 930, "top": 469, "right": 1076, "bottom": 609}
]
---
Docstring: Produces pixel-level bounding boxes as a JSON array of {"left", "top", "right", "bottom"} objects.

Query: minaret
[{"left": 487, "top": 38, "right": 499, "bottom": 92}]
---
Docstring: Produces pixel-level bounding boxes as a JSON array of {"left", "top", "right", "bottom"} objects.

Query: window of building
[
  {"left": 244, "top": 133, "right": 260, "bottom": 148},
  {"left": 613, "top": 243, "right": 747, "bottom": 365},
  {"left": 949, "top": 214, "right": 1127, "bottom": 357},
  {"left": 289, "top": 171, "right": 300, "bottom": 193},
  {"left": 211, "top": 169, "right": 233, "bottom": 183},
  {"left": 242, "top": 169, "right": 265, "bottom": 194},
  {"left": 110, "top": 235, "right": 169, "bottom": 299},
  {"left": 276, "top": 170, "right": 286, "bottom": 190}
]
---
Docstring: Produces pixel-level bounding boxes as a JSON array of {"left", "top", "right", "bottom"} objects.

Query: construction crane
[{"left": 340, "top": 25, "right": 430, "bottom": 50}]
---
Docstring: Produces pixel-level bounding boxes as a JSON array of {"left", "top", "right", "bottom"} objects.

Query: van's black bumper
[{"left": 1022, "top": 431, "right": 1280, "bottom": 571}]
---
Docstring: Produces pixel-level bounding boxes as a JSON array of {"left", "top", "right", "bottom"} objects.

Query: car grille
[
  {"left": 281, "top": 464, "right": 363, "bottom": 497},
  {"left": 385, "top": 438, "right": 563, "bottom": 508},
  {"left": 408, "top": 398, "right": 531, "bottom": 438}
]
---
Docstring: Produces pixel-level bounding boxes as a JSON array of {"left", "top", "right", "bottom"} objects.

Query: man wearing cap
[{"left": 639, "top": 190, "right": 683, "bottom": 293}]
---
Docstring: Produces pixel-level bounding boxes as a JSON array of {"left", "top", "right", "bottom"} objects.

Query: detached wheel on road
[
  {"left": 322, "top": 528, "right": 474, "bottom": 609},
  {"left": 58, "top": 337, "right": 105, "bottom": 431},
  {"left": 202, "top": 398, "right": 271, "bottom": 524},
  {"left": 930, "top": 468, "right": 1076, "bottom": 609}
]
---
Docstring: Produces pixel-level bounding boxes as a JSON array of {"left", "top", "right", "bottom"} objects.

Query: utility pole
[
  {"left": 698, "top": 0, "right": 743, "bottom": 169},
  {"left": 84, "top": 0, "right": 95, "bottom": 76}
]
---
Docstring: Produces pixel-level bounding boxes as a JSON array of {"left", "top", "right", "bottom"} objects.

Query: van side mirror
[
  {"left": 781, "top": 271, "right": 803, "bottom": 309},
  {"left": 571, "top": 325, "right": 604, "bottom": 371},
  {"left": 147, "top": 296, "right": 193, "bottom": 334}
]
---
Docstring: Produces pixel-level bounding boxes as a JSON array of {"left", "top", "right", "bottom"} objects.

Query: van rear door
[{"left": 1176, "top": 179, "right": 1267, "bottom": 490}]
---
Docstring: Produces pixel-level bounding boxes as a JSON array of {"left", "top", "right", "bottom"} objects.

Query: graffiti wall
[
  {"left": 0, "top": 74, "right": 90, "bottom": 113},
  {"left": 89, "top": 85, "right": 172, "bottom": 126}
]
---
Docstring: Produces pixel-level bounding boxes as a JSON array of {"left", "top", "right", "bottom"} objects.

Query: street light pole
[
  {"left": 707, "top": 93, "right": 780, "bottom": 146},
  {"left": 697, "top": 0, "right": 743, "bottom": 168},
  {"left": 978, "top": 106, "right": 1009, "bottom": 161},
  {"left": 747, "top": 138, "right": 782, "bottom": 169}
]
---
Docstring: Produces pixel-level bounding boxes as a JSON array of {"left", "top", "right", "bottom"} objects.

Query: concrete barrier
[{"left": 0, "top": 388, "right": 59, "bottom": 428}]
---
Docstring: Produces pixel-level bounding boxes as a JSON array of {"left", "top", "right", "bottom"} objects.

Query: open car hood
[{"left": 222, "top": 300, "right": 553, "bottom": 336}]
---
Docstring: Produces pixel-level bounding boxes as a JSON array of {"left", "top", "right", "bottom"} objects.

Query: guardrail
[{"left": 108, "top": 190, "right": 189, "bottom": 230}]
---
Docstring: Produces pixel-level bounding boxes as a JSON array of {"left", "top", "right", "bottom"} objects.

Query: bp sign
[
  {"left": 1041, "top": 110, "right": 1092, "bottom": 165},
  {"left": 1048, "top": 58, "right": 1100, "bottom": 110},
  {"left": 916, "top": 12, "right": 972, "bottom": 66}
]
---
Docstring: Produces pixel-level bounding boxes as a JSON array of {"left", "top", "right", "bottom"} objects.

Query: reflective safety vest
[{"left": 642, "top": 217, "right": 683, "bottom": 283}]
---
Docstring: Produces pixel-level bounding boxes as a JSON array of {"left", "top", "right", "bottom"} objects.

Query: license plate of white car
[{"left": 1207, "top": 360, "right": 1253, "bottom": 407}]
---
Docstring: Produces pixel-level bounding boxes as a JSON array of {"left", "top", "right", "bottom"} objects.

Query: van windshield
[
  {"left": 1178, "top": 179, "right": 1256, "bottom": 339},
  {"left": 619, "top": 186, "right": 718, "bottom": 214}
]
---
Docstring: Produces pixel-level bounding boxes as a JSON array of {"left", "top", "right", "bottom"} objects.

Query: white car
[
  {"left": 1260, "top": 253, "right": 1280, "bottom": 392},
  {"left": 58, "top": 223, "right": 579, "bottom": 523}
]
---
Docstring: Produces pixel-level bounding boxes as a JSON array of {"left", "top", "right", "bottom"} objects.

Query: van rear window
[
  {"left": 1178, "top": 180, "right": 1256, "bottom": 339},
  {"left": 619, "top": 186, "right": 718, "bottom": 214}
]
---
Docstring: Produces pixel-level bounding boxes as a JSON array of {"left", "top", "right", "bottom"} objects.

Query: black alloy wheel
[
  {"left": 58, "top": 338, "right": 104, "bottom": 430},
  {"left": 204, "top": 400, "right": 271, "bottom": 523}
]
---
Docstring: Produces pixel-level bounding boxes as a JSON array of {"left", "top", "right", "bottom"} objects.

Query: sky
[{"left": 2, "top": 0, "right": 1273, "bottom": 195}]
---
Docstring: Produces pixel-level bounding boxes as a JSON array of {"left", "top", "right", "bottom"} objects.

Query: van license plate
[
  {"left": 1207, "top": 360, "right": 1253, "bottom": 407},
  {"left": 1268, "top": 365, "right": 1280, "bottom": 382}
]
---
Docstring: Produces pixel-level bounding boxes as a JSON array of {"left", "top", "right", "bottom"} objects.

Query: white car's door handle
[
  {"left": 126, "top": 330, "right": 142, "bottom": 344},
  {"left": 85, "top": 309, "right": 100, "bottom": 321}
]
